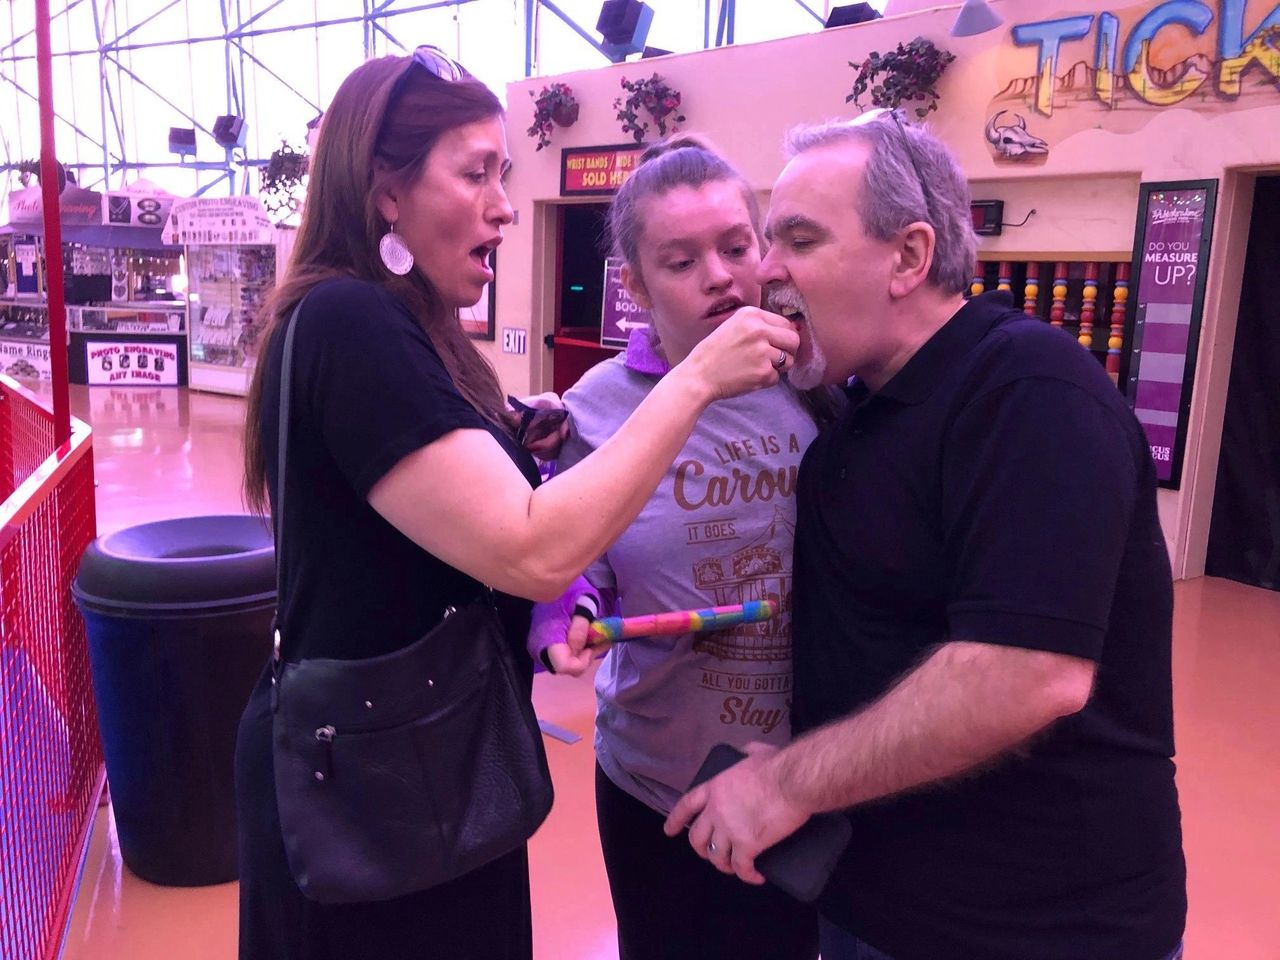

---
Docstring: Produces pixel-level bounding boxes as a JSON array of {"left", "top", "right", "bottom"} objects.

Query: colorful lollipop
[{"left": 587, "top": 599, "right": 778, "bottom": 646}]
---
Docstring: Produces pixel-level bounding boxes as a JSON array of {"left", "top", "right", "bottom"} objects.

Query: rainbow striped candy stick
[{"left": 588, "top": 600, "right": 778, "bottom": 646}]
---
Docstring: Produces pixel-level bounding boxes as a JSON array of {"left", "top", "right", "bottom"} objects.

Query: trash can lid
[{"left": 73, "top": 515, "right": 276, "bottom": 613}]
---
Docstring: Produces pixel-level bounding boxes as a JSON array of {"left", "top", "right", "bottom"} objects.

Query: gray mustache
[{"left": 768, "top": 288, "right": 808, "bottom": 314}]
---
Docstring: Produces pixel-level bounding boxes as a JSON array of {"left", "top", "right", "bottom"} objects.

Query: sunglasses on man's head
[{"left": 850, "top": 107, "right": 934, "bottom": 223}]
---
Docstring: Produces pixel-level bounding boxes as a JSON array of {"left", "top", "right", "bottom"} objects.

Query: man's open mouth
[
  {"left": 778, "top": 305, "right": 806, "bottom": 327},
  {"left": 768, "top": 287, "right": 808, "bottom": 328}
]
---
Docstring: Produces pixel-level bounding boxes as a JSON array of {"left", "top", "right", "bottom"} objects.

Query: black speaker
[
  {"left": 596, "top": 0, "right": 644, "bottom": 41},
  {"left": 596, "top": 0, "right": 653, "bottom": 59},
  {"left": 825, "top": 3, "right": 881, "bottom": 28},
  {"left": 212, "top": 115, "right": 248, "bottom": 149},
  {"left": 168, "top": 127, "right": 197, "bottom": 156}
]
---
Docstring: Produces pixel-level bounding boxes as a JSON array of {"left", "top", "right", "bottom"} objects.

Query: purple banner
[
  {"left": 1137, "top": 190, "right": 1204, "bottom": 304},
  {"left": 1129, "top": 186, "right": 1211, "bottom": 485},
  {"left": 601, "top": 257, "right": 650, "bottom": 349}
]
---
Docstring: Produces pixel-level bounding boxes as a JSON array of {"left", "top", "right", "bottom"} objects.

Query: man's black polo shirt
[{"left": 792, "top": 293, "right": 1186, "bottom": 960}]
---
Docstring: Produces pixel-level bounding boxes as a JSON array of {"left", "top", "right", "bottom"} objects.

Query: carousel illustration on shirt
[
  {"left": 691, "top": 504, "right": 793, "bottom": 662},
  {"left": 682, "top": 503, "right": 796, "bottom": 739}
]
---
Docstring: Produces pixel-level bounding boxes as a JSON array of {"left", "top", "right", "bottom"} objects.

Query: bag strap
[
  {"left": 269, "top": 289, "right": 497, "bottom": 665},
  {"left": 272, "top": 295, "right": 309, "bottom": 659}
]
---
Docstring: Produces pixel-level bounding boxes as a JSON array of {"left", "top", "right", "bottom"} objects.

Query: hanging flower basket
[
  {"left": 15, "top": 159, "right": 41, "bottom": 187},
  {"left": 614, "top": 73, "right": 686, "bottom": 144},
  {"left": 847, "top": 36, "right": 955, "bottom": 119},
  {"left": 551, "top": 101, "right": 580, "bottom": 127},
  {"left": 528, "top": 82, "right": 580, "bottom": 151},
  {"left": 260, "top": 141, "right": 309, "bottom": 220}
]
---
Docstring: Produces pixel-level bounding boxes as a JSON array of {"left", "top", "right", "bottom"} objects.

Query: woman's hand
[
  {"left": 675, "top": 308, "right": 798, "bottom": 403},
  {"left": 505, "top": 392, "right": 571, "bottom": 460}
]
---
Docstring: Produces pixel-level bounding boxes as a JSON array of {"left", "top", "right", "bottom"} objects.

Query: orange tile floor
[{"left": 51, "top": 383, "right": 1280, "bottom": 960}]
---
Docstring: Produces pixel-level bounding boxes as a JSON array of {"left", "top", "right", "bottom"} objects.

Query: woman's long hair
[{"left": 243, "top": 55, "right": 507, "bottom": 514}]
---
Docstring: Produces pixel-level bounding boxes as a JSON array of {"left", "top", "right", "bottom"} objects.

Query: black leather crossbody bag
[{"left": 268, "top": 296, "right": 554, "bottom": 904}]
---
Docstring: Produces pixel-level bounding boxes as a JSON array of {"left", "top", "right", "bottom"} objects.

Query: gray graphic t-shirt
[{"left": 561, "top": 350, "right": 818, "bottom": 814}]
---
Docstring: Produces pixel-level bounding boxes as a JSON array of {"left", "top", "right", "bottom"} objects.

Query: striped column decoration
[
  {"left": 1078, "top": 262, "right": 1099, "bottom": 349},
  {"left": 1049, "top": 262, "right": 1068, "bottom": 327},
  {"left": 970, "top": 261, "right": 985, "bottom": 298},
  {"left": 1106, "top": 262, "right": 1129, "bottom": 382},
  {"left": 1023, "top": 262, "right": 1040, "bottom": 316},
  {"left": 997, "top": 261, "right": 1013, "bottom": 292}
]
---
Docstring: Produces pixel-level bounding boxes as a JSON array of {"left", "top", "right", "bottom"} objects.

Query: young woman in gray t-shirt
[{"left": 531, "top": 139, "right": 838, "bottom": 960}]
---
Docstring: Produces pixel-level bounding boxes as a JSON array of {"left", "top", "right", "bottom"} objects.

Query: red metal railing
[
  {"left": 0, "top": 375, "right": 100, "bottom": 960},
  {"left": 0, "top": 381, "right": 56, "bottom": 502}
]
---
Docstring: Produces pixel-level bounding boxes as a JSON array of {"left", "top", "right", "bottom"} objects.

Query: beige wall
[
  {"left": 487, "top": 0, "right": 1280, "bottom": 577},
  {"left": 967, "top": 174, "right": 1141, "bottom": 259}
]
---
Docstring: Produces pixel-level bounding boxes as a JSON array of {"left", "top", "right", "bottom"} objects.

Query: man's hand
[{"left": 662, "top": 743, "right": 810, "bottom": 885}]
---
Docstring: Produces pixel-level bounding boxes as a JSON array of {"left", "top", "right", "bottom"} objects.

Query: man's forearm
[{"left": 774, "top": 641, "right": 1096, "bottom": 814}]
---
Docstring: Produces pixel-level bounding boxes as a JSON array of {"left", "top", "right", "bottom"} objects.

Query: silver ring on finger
[{"left": 773, "top": 350, "right": 787, "bottom": 370}]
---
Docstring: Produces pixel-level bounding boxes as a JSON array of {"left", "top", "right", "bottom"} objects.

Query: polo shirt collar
[
  {"left": 873, "top": 291, "right": 1015, "bottom": 406},
  {"left": 624, "top": 327, "right": 669, "bottom": 376}
]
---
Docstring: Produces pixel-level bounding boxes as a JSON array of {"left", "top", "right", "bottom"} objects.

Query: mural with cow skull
[{"left": 985, "top": 110, "right": 1051, "bottom": 160}]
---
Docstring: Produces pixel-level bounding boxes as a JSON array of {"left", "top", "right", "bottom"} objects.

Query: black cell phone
[
  {"left": 506, "top": 395, "right": 569, "bottom": 447},
  {"left": 689, "top": 743, "right": 852, "bottom": 903}
]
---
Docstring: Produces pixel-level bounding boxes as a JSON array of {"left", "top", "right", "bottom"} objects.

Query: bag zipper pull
[
  {"left": 313, "top": 725, "right": 336, "bottom": 782},
  {"left": 269, "top": 626, "right": 283, "bottom": 707}
]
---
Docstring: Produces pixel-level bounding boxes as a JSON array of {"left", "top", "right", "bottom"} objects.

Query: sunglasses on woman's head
[
  {"left": 387, "top": 45, "right": 471, "bottom": 104},
  {"left": 409, "top": 45, "right": 469, "bottom": 81}
]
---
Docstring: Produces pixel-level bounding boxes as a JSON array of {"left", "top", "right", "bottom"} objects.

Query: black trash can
[{"left": 73, "top": 515, "right": 274, "bottom": 887}]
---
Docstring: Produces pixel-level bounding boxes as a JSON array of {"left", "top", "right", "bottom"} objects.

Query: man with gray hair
[{"left": 665, "top": 111, "right": 1186, "bottom": 960}]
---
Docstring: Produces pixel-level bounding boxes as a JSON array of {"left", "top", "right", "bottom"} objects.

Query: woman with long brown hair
[{"left": 234, "top": 48, "right": 796, "bottom": 960}]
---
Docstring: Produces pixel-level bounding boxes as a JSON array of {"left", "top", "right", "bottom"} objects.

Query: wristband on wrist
[{"left": 572, "top": 594, "right": 600, "bottom": 622}]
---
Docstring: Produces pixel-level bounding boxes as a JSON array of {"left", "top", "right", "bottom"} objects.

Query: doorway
[
  {"left": 549, "top": 202, "right": 619, "bottom": 396},
  {"left": 1205, "top": 176, "right": 1280, "bottom": 590}
]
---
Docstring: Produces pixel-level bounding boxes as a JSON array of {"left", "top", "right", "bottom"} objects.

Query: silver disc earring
[{"left": 379, "top": 222, "right": 414, "bottom": 276}]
